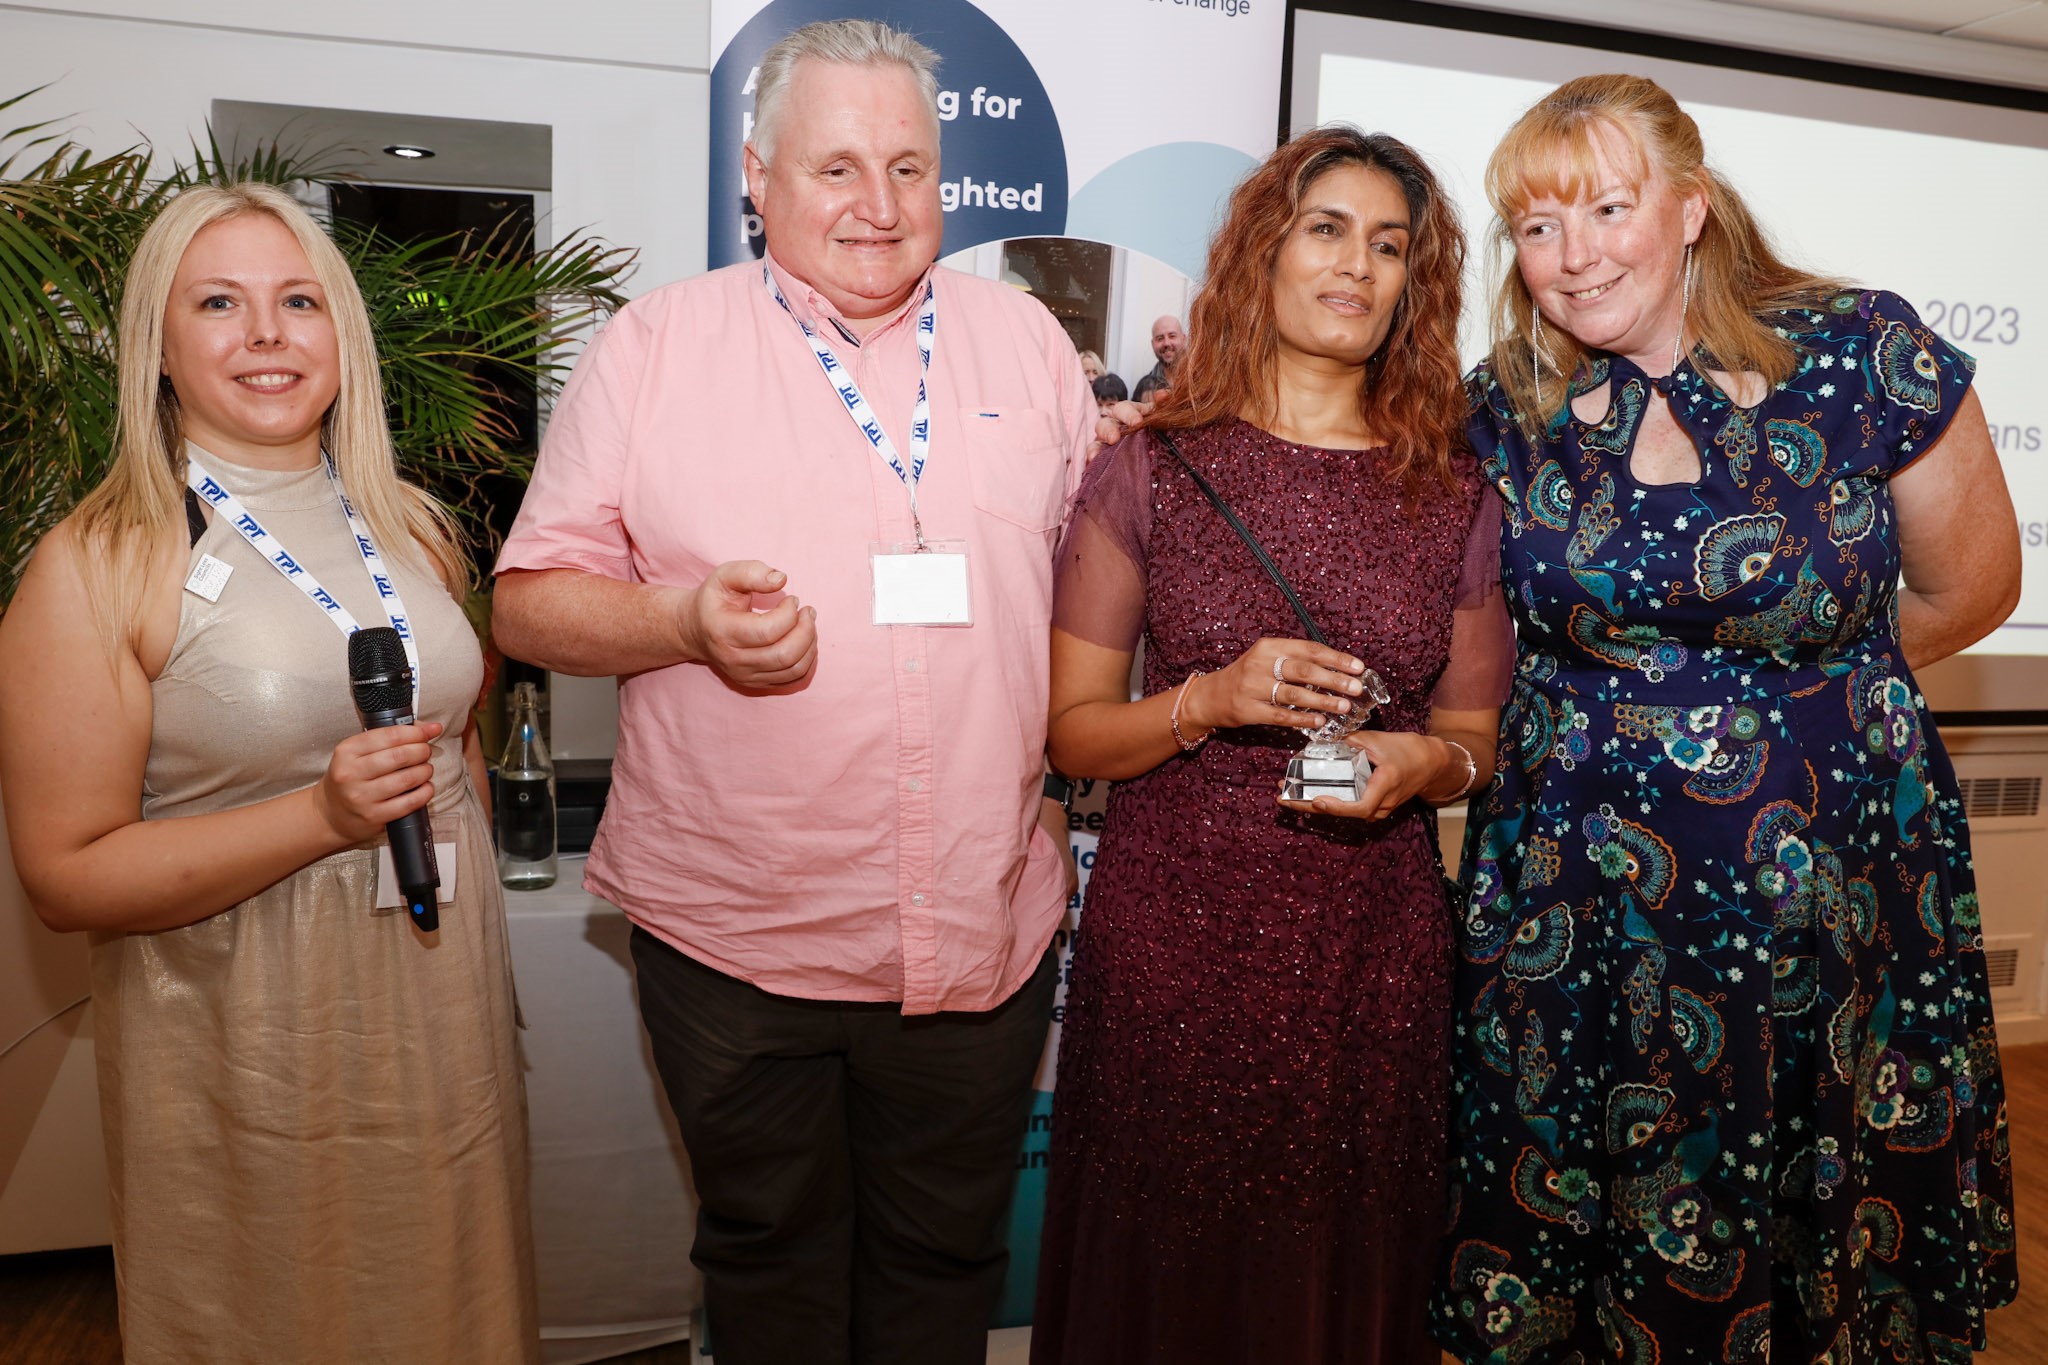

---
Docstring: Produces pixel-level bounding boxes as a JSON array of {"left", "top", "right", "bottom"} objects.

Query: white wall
[
  {"left": 0, "top": 798, "right": 108, "bottom": 1255},
  {"left": 2, "top": 3, "right": 712, "bottom": 295},
  {"left": 22, "top": 0, "right": 711, "bottom": 77}
]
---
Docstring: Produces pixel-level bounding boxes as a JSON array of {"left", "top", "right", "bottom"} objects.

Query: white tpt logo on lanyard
[
  {"left": 765, "top": 266, "right": 972, "bottom": 626},
  {"left": 184, "top": 452, "right": 423, "bottom": 707}
]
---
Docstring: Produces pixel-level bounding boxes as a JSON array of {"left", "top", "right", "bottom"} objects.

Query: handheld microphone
[{"left": 347, "top": 626, "right": 441, "bottom": 931}]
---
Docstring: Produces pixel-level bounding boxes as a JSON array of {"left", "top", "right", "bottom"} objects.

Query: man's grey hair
[{"left": 751, "top": 19, "right": 943, "bottom": 162}]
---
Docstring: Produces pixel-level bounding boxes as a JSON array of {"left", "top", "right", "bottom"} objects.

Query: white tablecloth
[{"left": 502, "top": 856, "right": 701, "bottom": 1363}]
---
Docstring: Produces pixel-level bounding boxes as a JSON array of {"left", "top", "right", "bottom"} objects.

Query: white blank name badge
[
  {"left": 374, "top": 841, "right": 460, "bottom": 910},
  {"left": 870, "top": 540, "right": 973, "bottom": 626}
]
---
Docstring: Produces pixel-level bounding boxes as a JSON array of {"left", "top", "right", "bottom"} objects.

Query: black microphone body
[{"left": 348, "top": 627, "right": 441, "bottom": 931}]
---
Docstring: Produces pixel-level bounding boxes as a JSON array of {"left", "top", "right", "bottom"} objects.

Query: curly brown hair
[{"left": 1147, "top": 125, "right": 1467, "bottom": 494}]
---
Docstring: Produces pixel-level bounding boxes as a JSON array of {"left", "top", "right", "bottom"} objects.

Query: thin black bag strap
[
  {"left": 184, "top": 486, "right": 208, "bottom": 548},
  {"left": 1153, "top": 429, "right": 1328, "bottom": 647},
  {"left": 1156, "top": 433, "right": 1464, "bottom": 901}
]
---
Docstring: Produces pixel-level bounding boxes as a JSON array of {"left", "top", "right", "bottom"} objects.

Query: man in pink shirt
[{"left": 492, "top": 18, "right": 1092, "bottom": 1365}]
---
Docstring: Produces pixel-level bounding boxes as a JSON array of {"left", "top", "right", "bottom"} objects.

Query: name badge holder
[
  {"left": 375, "top": 837, "right": 461, "bottom": 909},
  {"left": 869, "top": 538, "right": 973, "bottom": 626},
  {"left": 766, "top": 267, "right": 974, "bottom": 629}
]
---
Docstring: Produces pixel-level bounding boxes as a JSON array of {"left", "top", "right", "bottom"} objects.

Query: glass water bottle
[{"left": 495, "top": 681, "right": 558, "bottom": 889}]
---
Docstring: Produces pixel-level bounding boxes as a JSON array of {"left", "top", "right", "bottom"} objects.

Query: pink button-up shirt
[{"left": 497, "top": 253, "right": 1094, "bottom": 1014}]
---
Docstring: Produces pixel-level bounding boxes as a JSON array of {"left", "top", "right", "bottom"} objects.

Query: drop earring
[
  {"left": 1670, "top": 242, "right": 1694, "bottom": 373},
  {"left": 1532, "top": 306, "right": 1547, "bottom": 407}
]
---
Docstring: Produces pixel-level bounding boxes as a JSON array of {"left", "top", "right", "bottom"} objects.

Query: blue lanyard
[
  {"left": 185, "top": 451, "right": 422, "bottom": 710},
  {"left": 765, "top": 265, "right": 938, "bottom": 547}
]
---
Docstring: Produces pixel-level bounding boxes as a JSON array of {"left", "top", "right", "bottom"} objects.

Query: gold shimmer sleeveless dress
[{"left": 90, "top": 447, "right": 537, "bottom": 1364}]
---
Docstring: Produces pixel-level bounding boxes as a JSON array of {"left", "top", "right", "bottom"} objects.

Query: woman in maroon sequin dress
[{"left": 1029, "top": 130, "right": 1517, "bottom": 1364}]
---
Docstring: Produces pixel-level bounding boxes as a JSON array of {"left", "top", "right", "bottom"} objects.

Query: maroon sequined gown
[{"left": 1031, "top": 421, "right": 1511, "bottom": 1365}]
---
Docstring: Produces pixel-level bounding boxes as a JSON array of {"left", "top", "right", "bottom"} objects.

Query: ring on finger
[
  {"left": 1269, "top": 678, "right": 1284, "bottom": 705},
  {"left": 1272, "top": 655, "right": 1288, "bottom": 682}
]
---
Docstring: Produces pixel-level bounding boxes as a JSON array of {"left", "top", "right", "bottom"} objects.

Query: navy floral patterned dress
[{"left": 1431, "top": 291, "right": 2018, "bottom": 1365}]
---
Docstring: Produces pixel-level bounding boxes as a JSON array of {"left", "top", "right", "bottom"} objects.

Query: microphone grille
[{"left": 348, "top": 627, "right": 414, "bottom": 714}]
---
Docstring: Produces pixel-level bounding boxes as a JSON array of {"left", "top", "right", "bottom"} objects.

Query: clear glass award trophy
[{"left": 1280, "top": 669, "right": 1393, "bottom": 803}]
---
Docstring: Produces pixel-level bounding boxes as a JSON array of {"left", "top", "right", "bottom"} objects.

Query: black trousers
[{"left": 630, "top": 928, "right": 1057, "bottom": 1365}]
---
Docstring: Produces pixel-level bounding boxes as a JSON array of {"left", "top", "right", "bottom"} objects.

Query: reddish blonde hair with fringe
[
  {"left": 1484, "top": 75, "right": 1847, "bottom": 431},
  {"left": 1147, "top": 126, "right": 1467, "bottom": 494}
]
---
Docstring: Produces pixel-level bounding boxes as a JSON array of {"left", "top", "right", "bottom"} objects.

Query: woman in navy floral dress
[{"left": 1432, "top": 76, "right": 2022, "bottom": 1364}]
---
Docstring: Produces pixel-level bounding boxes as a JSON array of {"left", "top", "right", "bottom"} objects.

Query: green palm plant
[{"left": 0, "top": 86, "right": 635, "bottom": 607}]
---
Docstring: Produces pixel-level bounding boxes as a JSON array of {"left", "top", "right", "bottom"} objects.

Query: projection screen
[{"left": 1290, "top": 7, "right": 2048, "bottom": 714}]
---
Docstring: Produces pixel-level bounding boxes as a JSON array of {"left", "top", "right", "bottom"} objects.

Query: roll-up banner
[{"left": 708, "top": 0, "right": 1284, "bottom": 1325}]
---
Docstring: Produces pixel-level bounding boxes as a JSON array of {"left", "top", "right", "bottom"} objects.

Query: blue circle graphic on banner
[{"left": 708, "top": 0, "right": 1067, "bottom": 268}]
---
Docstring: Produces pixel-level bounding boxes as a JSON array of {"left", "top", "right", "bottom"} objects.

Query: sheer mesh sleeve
[
  {"left": 1051, "top": 433, "right": 1156, "bottom": 654},
  {"left": 1431, "top": 484, "right": 1516, "bottom": 711}
]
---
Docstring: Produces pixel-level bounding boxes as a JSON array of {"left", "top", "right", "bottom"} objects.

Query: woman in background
[
  {"left": 1432, "top": 75, "right": 2019, "bottom": 1364},
  {"left": 0, "top": 184, "right": 536, "bottom": 1364},
  {"left": 1032, "top": 126, "right": 1513, "bottom": 1365}
]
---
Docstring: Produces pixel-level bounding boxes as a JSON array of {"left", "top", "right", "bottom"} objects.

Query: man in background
[{"left": 1132, "top": 312, "right": 1186, "bottom": 402}]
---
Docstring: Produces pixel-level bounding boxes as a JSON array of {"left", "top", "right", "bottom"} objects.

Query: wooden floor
[
  {"left": 1979, "top": 1040, "right": 2048, "bottom": 1365},
  {"left": 8, "top": 1046, "right": 2048, "bottom": 1363},
  {"left": 0, "top": 1246, "right": 117, "bottom": 1365},
  {"left": 0, "top": 1246, "right": 689, "bottom": 1365}
]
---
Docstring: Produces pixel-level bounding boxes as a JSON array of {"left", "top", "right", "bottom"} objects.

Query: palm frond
[{"left": 168, "top": 124, "right": 359, "bottom": 191}]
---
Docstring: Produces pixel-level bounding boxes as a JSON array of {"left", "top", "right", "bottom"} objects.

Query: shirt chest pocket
[{"left": 958, "top": 407, "right": 1066, "bottom": 533}]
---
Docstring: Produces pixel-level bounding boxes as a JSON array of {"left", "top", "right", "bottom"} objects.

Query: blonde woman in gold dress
[{"left": 0, "top": 184, "right": 536, "bottom": 1363}]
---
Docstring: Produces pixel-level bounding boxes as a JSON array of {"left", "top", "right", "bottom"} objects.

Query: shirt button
[
  {"left": 910, "top": 893, "right": 927, "bottom": 907},
  {"left": 904, "top": 658, "right": 921, "bottom": 673},
  {"left": 907, "top": 778, "right": 924, "bottom": 793}
]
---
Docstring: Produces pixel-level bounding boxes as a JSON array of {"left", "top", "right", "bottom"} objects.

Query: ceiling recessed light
[{"left": 383, "top": 144, "right": 435, "bottom": 160}]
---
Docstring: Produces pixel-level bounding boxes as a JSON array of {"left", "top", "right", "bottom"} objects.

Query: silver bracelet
[{"left": 1440, "top": 738, "right": 1478, "bottom": 800}]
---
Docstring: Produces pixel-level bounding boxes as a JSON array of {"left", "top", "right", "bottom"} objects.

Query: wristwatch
[{"left": 1042, "top": 772, "right": 1075, "bottom": 812}]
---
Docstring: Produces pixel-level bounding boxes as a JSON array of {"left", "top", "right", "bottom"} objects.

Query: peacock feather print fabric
[{"left": 1432, "top": 291, "right": 2017, "bottom": 1365}]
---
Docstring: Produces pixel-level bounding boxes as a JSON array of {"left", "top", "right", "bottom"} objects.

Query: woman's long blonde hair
[
  {"left": 1484, "top": 74, "right": 1848, "bottom": 432},
  {"left": 71, "top": 182, "right": 466, "bottom": 652}
]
